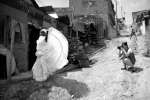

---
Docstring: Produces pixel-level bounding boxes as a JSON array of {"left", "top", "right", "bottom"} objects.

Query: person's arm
[
  {"left": 119, "top": 54, "right": 124, "bottom": 59},
  {"left": 36, "top": 46, "right": 51, "bottom": 57},
  {"left": 35, "top": 41, "right": 51, "bottom": 57},
  {"left": 130, "top": 34, "right": 132, "bottom": 39},
  {"left": 118, "top": 50, "right": 122, "bottom": 57},
  {"left": 35, "top": 50, "right": 43, "bottom": 57},
  {"left": 118, "top": 50, "right": 125, "bottom": 59},
  {"left": 126, "top": 49, "right": 133, "bottom": 57},
  {"left": 135, "top": 34, "right": 137, "bottom": 40}
]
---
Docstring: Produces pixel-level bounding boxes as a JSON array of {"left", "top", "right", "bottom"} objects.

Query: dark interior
[
  {"left": 28, "top": 25, "right": 40, "bottom": 70},
  {"left": 0, "top": 54, "right": 7, "bottom": 79}
]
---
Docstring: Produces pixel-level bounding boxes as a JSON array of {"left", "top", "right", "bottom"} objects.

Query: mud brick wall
[{"left": 14, "top": 43, "right": 28, "bottom": 72}]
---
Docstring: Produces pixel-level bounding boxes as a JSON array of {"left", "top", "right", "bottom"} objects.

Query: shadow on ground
[
  {"left": 128, "top": 67, "right": 143, "bottom": 73},
  {"left": 4, "top": 75, "right": 89, "bottom": 100},
  {"left": 142, "top": 53, "right": 150, "bottom": 58},
  {"left": 52, "top": 76, "right": 90, "bottom": 98}
]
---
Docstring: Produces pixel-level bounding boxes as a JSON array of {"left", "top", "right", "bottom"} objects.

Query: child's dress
[{"left": 130, "top": 35, "right": 137, "bottom": 53}]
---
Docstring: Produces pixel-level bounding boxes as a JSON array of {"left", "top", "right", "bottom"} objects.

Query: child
[
  {"left": 121, "top": 42, "right": 136, "bottom": 70},
  {"left": 117, "top": 46, "right": 127, "bottom": 70}
]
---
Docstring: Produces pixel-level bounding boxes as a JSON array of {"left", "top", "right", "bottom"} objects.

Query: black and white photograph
[{"left": 0, "top": 0, "right": 150, "bottom": 100}]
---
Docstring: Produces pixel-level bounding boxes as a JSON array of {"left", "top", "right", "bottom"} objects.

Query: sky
[
  {"left": 112, "top": 0, "right": 150, "bottom": 25},
  {"left": 35, "top": 0, "right": 69, "bottom": 8}
]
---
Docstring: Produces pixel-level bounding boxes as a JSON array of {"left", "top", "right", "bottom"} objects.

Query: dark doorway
[
  {"left": 28, "top": 25, "right": 40, "bottom": 70},
  {"left": 0, "top": 54, "right": 7, "bottom": 79}
]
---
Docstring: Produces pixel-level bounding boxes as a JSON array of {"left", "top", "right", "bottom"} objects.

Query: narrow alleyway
[
  {"left": 64, "top": 35, "right": 150, "bottom": 100},
  {"left": 2, "top": 35, "right": 150, "bottom": 100}
]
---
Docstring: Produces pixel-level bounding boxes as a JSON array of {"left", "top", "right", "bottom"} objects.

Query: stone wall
[
  {"left": 53, "top": 0, "right": 116, "bottom": 39},
  {"left": 0, "top": 3, "right": 29, "bottom": 73},
  {"left": 70, "top": 0, "right": 116, "bottom": 39},
  {"left": 70, "top": 0, "right": 108, "bottom": 16}
]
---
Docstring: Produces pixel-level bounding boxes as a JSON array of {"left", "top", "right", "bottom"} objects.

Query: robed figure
[{"left": 32, "top": 27, "right": 69, "bottom": 81}]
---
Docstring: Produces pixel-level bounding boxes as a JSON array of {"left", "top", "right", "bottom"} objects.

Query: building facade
[
  {"left": 69, "top": 0, "right": 116, "bottom": 39},
  {"left": 132, "top": 10, "right": 150, "bottom": 55},
  {"left": 0, "top": 0, "right": 53, "bottom": 80},
  {"left": 54, "top": 0, "right": 116, "bottom": 46}
]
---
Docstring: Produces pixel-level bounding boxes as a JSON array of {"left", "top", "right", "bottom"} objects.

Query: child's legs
[{"left": 123, "top": 58, "right": 133, "bottom": 68}]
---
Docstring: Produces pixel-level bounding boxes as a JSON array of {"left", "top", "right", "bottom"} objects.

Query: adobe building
[
  {"left": 0, "top": 0, "right": 53, "bottom": 80},
  {"left": 54, "top": 0, "right": 116, "bottom": 47},
  {"left": 132, "top": 9, "right": 150, "bottom": 56},
  {"left": 69, "top": 0, "right": 116, "bottom": 39}
]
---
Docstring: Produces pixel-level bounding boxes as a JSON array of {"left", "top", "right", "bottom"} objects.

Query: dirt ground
[
  {"left": 2, "top": 35, "right": 150, "bottom": 100},
  {"left": 65, "top": 35, "right": 150, "bottom": 100}
]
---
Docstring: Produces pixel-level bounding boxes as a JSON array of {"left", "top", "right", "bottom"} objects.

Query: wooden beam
[
  {"left": 8, "top": 19, "right": 15, "bottom": 81},
  {"left": 40, "top": 6, "right": 54, "bottom": 13}
]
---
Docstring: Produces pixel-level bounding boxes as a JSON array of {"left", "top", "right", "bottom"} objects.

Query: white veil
[
  {"left": 32, "top": 27, "right": 69, "bottom": 81},
  {"left": 47, "top": 27, "right": 69, "bottom": 69}
]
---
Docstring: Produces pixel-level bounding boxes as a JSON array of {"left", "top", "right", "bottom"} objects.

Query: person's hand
[
  {"left": 119, "top": 56, "right": 123, "bottom": 60},
  {"left": 35, "top": 51, "right": 42, "bottom": 57}
]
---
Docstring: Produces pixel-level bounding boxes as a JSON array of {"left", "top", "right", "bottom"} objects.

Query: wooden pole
[
  {"left": 70, "top": 6, "right": 74, "bottom": 38},
  {"left": 8, "top": 20, "right": 15, "bottom": 81},
  {"left": 76, "top": 31, "right": 79, "bottom": 40},
  {"left": 115, "top": 0, "right": 119, "bottom": 36}
]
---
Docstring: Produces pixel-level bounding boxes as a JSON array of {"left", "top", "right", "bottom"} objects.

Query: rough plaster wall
[
  {"left": 0, "top": 3, "right": 29, "bottom": 72},
  {"left": 14, "top": 43, "right": 28, "bottom": 72},
  {"left": 13, "top": 22, "right": 28, "bottom": 72},
  {"left": 70, "top": 0, "right": 116, "bottom": 38},
  {"left": 71, "top": 0, "right": 108, "bottom": 16},
  {"left": 145, "top": 19, "right": 150, "bottom": 34}
]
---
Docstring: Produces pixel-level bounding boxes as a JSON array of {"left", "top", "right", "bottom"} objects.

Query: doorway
[
  {"left": 0, "top": 54, "right": 7, "bottom": 79},
  {"left": 28, "top": 25, "right": 40, "bottom": 70}
]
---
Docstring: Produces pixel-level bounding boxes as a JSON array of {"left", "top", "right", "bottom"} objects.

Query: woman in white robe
[{"left": 32, "top": 27, "right": 69, "bottom": 81}]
